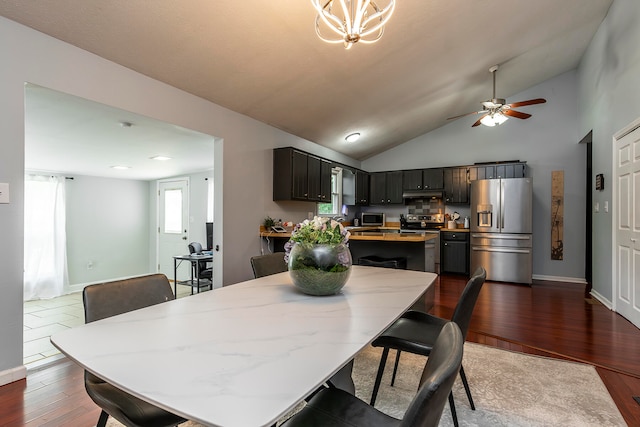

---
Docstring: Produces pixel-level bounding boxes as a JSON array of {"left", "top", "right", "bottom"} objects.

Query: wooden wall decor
[{"left": 551, "top": 171, "right": 564, "bottom": 260}]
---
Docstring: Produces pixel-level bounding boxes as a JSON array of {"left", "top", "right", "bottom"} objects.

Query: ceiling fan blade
[
  {"left": 503, "top": 109, "right": 531, "bottom": 119},
  {"left": 507, "top": 98, "right": 547, "bottom": 108},
  {"left": 472, "top": 114, "right": 489, "bottom": 127},
  {"left": 446, "top": 110, "right": 487, "bottom": 120}
]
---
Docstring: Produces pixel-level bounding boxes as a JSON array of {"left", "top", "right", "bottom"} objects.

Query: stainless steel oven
[{"left": 400, "top": 213, "right": 444, "bottom": 271}]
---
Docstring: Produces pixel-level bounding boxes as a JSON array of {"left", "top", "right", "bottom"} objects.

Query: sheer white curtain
[{"left": 24, "top": 175, "right": 69, "bottom": 301}]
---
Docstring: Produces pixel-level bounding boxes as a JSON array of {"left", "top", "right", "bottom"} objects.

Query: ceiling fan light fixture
[
  {"left": 311, "top": 0, "right": 396, "bottom": 49},
  {"left": 480, "top": 112, "right": 508, "bottom": 127},
  {"left": 345, "top": 132, "right": 361, "bottom": 142}
]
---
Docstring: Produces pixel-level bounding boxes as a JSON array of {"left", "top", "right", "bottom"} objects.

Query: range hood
[{"left": 402, "top": 190, "right": 444, "bottom": 199}]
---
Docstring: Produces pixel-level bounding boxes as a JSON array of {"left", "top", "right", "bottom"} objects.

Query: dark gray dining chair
[
  {"left": 83, "top": 274, "right": 186, "bottom": 427},
  {"left": 280, "top": 322, "right": 463, "bottom": 427},
  {"left": 250, "top": 252, "right": 287, "bottom": 278},
  {"left": 369, "top": 267, "right": 487, "bottom": 427}
]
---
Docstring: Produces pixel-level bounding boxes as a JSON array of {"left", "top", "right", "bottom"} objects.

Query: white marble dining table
[{"left": 50, "top": 266, "right": 437, "bottom": 427}]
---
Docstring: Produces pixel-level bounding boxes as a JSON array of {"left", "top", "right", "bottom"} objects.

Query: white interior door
[
  {"left": 158, "top": 179, "right": 190, "bottom": 282},
  {"left": 614, "top": 123, "right": 640, "bottom": 328}
]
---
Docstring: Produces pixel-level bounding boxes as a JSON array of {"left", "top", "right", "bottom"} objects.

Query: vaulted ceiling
[{"left": 1, "top": 0, "right": 613, "bottom": 162}]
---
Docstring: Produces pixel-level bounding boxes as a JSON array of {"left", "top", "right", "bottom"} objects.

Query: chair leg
[
  {"left": 459, "top": 364, "right": 475, "bottom": 410},
  {"left": 370, "top": 347, "right": 389, "bottom": 406},
  {"left": 390, "top": 349, "right": 401, "bottom": 386},
  {"left": 448, "top": 392, "right": 459, "bottom": 427},
  {"left": 97, "top": 410, "right": 109, "bottom": 427}
]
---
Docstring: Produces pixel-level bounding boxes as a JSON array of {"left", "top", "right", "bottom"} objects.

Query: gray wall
[
  {"left": 577, "top": 0, "right": 640, "bottom": 302},
  {"left": 0, "top": 15, "right": 358, "bottom": 377},
  {"left": 66, "top": 175, "right": 151, "bottom": 288},
  {"left": 363, "top": 71, "right": 585, "bottom": 283}
]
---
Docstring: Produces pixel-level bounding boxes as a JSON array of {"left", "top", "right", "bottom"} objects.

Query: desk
[
  {"left": 173, "top": 253, "right": 213, "bottom": 295},
  {"left": 51, "top": 266, "right": 436, "bottom": 427}
]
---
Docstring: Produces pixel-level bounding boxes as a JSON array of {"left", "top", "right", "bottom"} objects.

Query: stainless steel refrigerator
[{"left": 470, "top": 178, "right": 533, "bottom": 284}]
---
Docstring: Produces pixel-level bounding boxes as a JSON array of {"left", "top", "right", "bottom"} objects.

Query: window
[
  {"left": 317, "top": 168, "right": 343, "bottom": 216},
  {"left": 163, "top": 188, "right": 183, "bottom": 233}
]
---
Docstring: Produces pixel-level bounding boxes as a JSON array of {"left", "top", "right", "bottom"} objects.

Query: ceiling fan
[{"left": 447, "top": 65, "right": 546, "bottom": 127}]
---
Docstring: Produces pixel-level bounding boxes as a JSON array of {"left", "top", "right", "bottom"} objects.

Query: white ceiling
[
  {"left": 25, "top": 85, "right": 215, "bottom": 181},
  {"left": 2, "top": 0, "right": 613, "bottom": 166}
]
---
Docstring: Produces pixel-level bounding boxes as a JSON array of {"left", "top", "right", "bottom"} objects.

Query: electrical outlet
[
  {"left": 594, "top": 202, "right": 599, "bottom": 213},
  {"left": 0, "top": 183, "right": 9, "bottom": 204},
  {"left": 308, "top": 212, "right": 314, "bottom": 220},
  {"left": 87, "top": 261, "right": 94, "bottom": 270}
]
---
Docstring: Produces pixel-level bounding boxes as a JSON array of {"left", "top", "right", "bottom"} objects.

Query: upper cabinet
[
  {"left": 355, "top": 170, "right": 370, "bottom": 205},
  {"left": 443, "top": 167, "right": 469, "bottom": 204},
  {"left": 342, "top": 168, "right": 370, "bottom": 206},
  {"left": 468, "top": 162, "right": 527, "bottom": 181},
  {"left": 402, "top": 168, "right": 444, "bottom": 191},
  {"left": 370, "top": 171, "right": 403, "bottom": 205},
  {"left": 273, "top": 147, "right": 332, "bottom": 202}
]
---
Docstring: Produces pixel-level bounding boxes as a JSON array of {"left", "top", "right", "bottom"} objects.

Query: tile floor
[{"left": 23, "top": 282, "right": 195, "bottom": 367}]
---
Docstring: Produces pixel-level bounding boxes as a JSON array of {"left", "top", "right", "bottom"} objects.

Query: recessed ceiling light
[
  {"left": 150, "top": 156, "right": 172, "bottom": 161},
  {"left": 345, "top": 132, "right": 361, "bottom": 143},
  {"left": 110, "top": 165, "right": 131, "bottom": 170}
]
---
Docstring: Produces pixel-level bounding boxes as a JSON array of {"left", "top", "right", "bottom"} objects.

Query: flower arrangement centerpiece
[{"left": 285, "top": 216, "right": 352, "bottom": 296}]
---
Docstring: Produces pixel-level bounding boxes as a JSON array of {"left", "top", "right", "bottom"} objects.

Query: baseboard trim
[
  {"left": 532, "top": 274, "right": 587, "bottom": 284},
  {"left": 0, "top": 365, "right": 27, "bottom": 386},
  {"left": 590, "top": 289, "right": 613, "bottom": 309}
]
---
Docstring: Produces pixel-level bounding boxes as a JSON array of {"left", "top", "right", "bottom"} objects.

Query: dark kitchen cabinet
[
  {"left": 273, "top": 147, "right": 332, "bottom": 202},
  {"left": 423, "top": 168, "right": 444, "bottom": 189},
  {"left": 355, "top": 170, "right": 370, "bottom": 205},
  {"left": 441, "top": 231, "right": 469, "bottom": 275},
  {"left": 444, "top": 167, "right": 469, "bottom": 204},
  {"left": 402, "top": 168, "right": 444, "bottom": 191},
  {"left": 468, "top": 162, "right": 527, "bottom": 181},
  {"left": 371, "top": 171, "right": 403, "bottom": 205},
  {"left": 403, "top": 169, "right": 423, "bottom": 190}
]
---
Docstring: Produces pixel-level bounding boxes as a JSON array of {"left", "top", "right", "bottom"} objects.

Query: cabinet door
[
  {"left": 292, "top": 150, "right": 309, "bottom": 199},
  {"left": 356, "top": 171, "right": 370, "bottom": 205},
  {"left": 403, "top": 170, "right": 423, "bottom": 190},
  {"left": 423, "top": 168, "right": 444, "bottom": 189},
  {"left": 444, "top": 167, "right": 468, "bottom": 204},
  {"left": 319, "top": 160, "right": 332, "bottom": 202},
  {"left": 441, "top": 240, "right": 469, "bottom": 274},
  {"left": 370, "top": 172, "right": 387, "bottom": 205},
  {"left": 386, "top": 171, "right": 404, "bottom": 204},
  {"left": 307, "top": 156, "right": 321, "bottom": 201}
]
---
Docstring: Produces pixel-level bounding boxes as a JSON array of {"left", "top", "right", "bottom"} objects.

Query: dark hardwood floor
[{"left": 2, "top": 274, "right": 639, "bottom": 426}]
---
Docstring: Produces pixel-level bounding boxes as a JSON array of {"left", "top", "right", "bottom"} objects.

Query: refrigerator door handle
[
  {"left": 472, "top": 247, "right": 531, "bottom": 254},
  {"left": 471, "top": 234, "right": 531, "bottom": 240},
  {"left": 499, "top": 180, "right": 505, "bottom": 230}
]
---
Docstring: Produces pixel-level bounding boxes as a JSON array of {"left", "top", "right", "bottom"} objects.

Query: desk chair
[
  {"left": 250, "top": 252, "right": 287, "bottom": 278},
  {"left": 188, "top": 241, "right": 213, "bottom": 284},
  {"left": 83, "top": 274, "right": 186, "bottom": 427},
  {"left": 369, "top": 267, "right": 487, "bottom": 427},
  {"left": 281, "top": 322, "right": 463, "bottom": 427}
]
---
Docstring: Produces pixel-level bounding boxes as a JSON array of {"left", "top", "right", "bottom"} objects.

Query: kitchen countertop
[{"left": 259, "top": 229, "right": 437, "bottom": 242}]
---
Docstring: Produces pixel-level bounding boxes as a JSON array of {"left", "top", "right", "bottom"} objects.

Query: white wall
[
  {"left": 363, "top": 71, "right": 585, "bottom": 283},
  {"left": 0, "top": 16, "right": 359, "bottom": 379},
  {"left": 65, "top": 175, "right": 151, "bottom": 288},
  {"left": 577, "top": 0, "right": 640, "bottom": 302}
]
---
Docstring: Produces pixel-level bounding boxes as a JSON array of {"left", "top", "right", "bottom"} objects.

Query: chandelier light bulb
[{"left": 311, "top": 0, "right": 396, "bottom": 49}]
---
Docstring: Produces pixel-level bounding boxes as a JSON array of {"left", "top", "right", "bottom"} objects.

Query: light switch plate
[
  {"left": 0, "top": 183, "right": 9, "bottom": 203},
  {"left": 594, "top": 202, "right": 599, "bottom": 213}
]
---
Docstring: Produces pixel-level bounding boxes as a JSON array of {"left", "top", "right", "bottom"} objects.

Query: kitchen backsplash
[{"left": 406, "top": 198, "right": 444, "bottom": 215}]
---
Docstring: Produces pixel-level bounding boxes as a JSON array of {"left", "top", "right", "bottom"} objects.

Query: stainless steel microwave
[{"left": 361, "top": 212, "right": 385, "bottom": 226}]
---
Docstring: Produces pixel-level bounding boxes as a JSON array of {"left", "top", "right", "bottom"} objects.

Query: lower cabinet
[{"left": 440, "top": 231, "right": 469, "bottom": 275}]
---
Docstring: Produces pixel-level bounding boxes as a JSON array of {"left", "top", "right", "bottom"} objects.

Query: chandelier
[{"left": 311, "top": 0, "right": 396, "bottom": 49}]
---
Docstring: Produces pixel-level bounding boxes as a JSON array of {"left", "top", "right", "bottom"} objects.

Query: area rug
[{"left": 106, "top": 342, "right": 625, "bottom": 427}]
